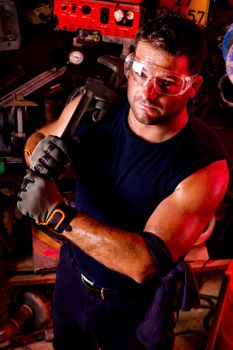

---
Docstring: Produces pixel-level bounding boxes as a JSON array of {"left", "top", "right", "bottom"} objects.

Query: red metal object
[
  {"left": 113, "top": 0, "right": 142, "bottom": 3},
  {"left": 32, "top": 224, "right": 60, "bottom": 274},
  {"left": 53, "top": 0, "right": 142, "bottom": 42},
  {"left": 206, "top": 260, "right": 233, "bottom": 350},
  {"left": 215, "top": 261, "right": 233, "bottom": 350}
]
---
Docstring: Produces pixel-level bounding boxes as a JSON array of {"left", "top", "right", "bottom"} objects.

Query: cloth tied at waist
[
  {"left": 137, "top": 260, "right": 200, "bottom": 350},
  {"left": 137, "top": 232, "right": 200, "bottom": 349}
]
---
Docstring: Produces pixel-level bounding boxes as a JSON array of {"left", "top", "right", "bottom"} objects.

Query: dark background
[{"left": 0, "top": 0, "right": 233, "bottom": 261}]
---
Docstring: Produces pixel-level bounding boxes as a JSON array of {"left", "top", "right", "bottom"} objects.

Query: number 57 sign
[{"left": 156, "top": 0, "right": 211, "bottom": 27}]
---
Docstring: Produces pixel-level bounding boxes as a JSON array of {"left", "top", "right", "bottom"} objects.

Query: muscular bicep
[{"left": 144, "top": 160, "right": 229, "bottom": 262}]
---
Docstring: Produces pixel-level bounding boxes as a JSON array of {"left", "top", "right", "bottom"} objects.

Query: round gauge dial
[{"left": 68, "top": 50, "right": 84, "bottom": 65}]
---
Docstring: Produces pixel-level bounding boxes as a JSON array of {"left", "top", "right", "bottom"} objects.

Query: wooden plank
[
  {"left": 190, "top": 259, "right": 232, "bottom": 272},
  {"left": 6, "top": 256, "right": 34, "bottom": 273},
  {"left": 7, "top": 273, "right": 56, "bottom": 287}
]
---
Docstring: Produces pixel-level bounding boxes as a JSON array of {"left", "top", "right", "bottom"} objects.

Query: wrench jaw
[
  {"left": 97, "top": 55, "right": 126, "bottom": 90},
  {"left": 61, "top": 55, "right": 126, "bottom": 139}
]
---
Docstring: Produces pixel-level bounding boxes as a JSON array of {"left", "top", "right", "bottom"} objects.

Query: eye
[
  {"left": 157, "top": 77, "right": 180, "bottom": 93},
  {"left": 135, "top": 68, "right": 148, "bottom": 79},
  {"left": 158, "top": 78, "right": 175, "bottom": 88}
]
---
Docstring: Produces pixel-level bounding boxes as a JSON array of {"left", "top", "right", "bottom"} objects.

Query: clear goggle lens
[{"left": 124, "top": 53, "right": 197, "bottom": 96}]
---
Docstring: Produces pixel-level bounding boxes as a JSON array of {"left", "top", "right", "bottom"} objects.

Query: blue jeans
[{"left": 52, "top": 243, "right": 149, "bottom": 350}]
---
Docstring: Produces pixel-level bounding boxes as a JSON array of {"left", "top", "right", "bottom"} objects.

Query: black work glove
[
  {"left": 17, "top": 170, "right": 76, "bottom": 234},
  {"left": 30, "top": 135, "right": 71, "bottom": 178},
  {"left": 17, "top": 169, "right": 64, "bottom": 222}
]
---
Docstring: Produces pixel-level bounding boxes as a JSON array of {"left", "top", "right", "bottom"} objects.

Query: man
[{"left": 18, "top": 14, "right": 229, "bottom": 350}]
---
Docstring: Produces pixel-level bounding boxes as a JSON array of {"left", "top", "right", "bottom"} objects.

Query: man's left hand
[
  {"left": 29, "top": 135, "right": 70, "bottom": 178},
  {"left": 17, "top": 169, "right": 64, "bottom": 223}
]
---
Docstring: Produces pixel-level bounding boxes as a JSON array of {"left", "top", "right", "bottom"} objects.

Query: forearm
[
  {"left": 62, "top": 212, "right": 157, "bottom": 283},
  {"left": 23, "top": 120, "right": 66, "bottom": 167},
  {"left": 23, "top": 95, "right": 82, "bottom": 166}
]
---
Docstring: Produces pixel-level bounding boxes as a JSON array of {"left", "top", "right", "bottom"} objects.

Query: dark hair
[{"left": 135, "top": 14, "right": 207, "bottom": 74}]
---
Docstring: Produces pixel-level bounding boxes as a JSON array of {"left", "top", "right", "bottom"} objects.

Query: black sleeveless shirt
[{"left": 69, "top": 92, "right": 228, "bottom": 288}]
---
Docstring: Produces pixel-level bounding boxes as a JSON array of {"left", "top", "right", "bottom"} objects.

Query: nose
[{"left": 142, "top": 78, "right": 158, "bottom": 100}]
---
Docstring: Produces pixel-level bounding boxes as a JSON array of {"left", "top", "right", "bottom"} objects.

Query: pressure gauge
[{"left": 68, "top": 50, "right": 84, "bottom": 65}]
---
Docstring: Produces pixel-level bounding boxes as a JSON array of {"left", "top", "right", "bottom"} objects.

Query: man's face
[{"left": 127, "top": 42, "right": 197, "bottom": 126}]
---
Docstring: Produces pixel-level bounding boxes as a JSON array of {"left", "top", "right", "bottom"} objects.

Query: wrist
[{"left": 37, "top": 202, "right": 77, "bottom": 234}]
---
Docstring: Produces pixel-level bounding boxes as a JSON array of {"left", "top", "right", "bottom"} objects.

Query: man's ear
[{"left": 189, "top": 75, "right": 203, "bottom": 99}]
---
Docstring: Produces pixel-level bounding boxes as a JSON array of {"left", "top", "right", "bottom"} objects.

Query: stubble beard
[{"left": 130, "top": 100, "right": 172, "bottom": 126}]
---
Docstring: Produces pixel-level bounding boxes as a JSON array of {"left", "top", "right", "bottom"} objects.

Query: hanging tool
[{"left": 0, "top": 66, "right": 67, "bottom": 157}]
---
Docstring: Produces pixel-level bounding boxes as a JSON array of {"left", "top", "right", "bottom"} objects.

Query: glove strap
[{"left": 37, "top": 203, "right": 77, "bottom": 234}]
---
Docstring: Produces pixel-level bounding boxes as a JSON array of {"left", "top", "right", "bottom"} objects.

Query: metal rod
[{"left": 0, "top": 66, "right": 67, "bottom": 108}]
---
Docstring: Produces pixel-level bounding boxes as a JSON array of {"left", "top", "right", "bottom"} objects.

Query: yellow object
[
  {"left": 24, "top": 5, "right": 51, "bottom": 25},
  {"left": 157, "top": 0, "right": 211, "bottom": 27}
]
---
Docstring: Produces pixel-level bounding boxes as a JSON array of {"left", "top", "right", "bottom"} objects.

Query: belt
[{"left": 80, "top": 273, "right": 146, "bottom": 302}]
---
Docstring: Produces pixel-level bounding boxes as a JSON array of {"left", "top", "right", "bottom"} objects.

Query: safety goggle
[{"left": 124, "top": 53, "right": 197, "bottom": 96}]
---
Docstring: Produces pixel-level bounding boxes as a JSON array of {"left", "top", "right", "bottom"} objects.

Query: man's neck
[{"left": 127, "top": 109, "right": 189, "bottom": 143}]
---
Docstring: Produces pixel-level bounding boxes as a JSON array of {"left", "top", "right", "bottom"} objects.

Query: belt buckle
[
  {"left": 100, "top": 288, "right": 105, "bottom": 300},
  {"left": 81, "top": 273, "right": 106, "bottom": 300},
  {"left": 81, "top": 273, "right": 94, "bottom": 286}
]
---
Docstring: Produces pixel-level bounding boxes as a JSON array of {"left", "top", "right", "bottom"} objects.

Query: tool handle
[{"left": 61, "top": 89, "right": 94, "bottom": 139}]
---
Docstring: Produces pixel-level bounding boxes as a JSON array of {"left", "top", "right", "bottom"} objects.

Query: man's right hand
[
  {"left": 17, "top": 169, "right": 64, "bottom": 223},
  {"left": 30, "top": 135, "right": 70, "bottom": 178}
]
